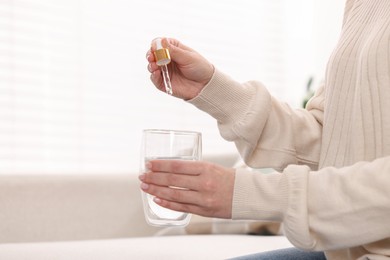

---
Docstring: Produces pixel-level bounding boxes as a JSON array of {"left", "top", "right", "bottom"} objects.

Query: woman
[{"left": 140, "top": 0, "right": 390, "bottom": 259}]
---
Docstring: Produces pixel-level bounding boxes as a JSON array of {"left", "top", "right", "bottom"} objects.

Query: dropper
[{"left": 153, "top": 38, "right": 173, "bottom": 95}]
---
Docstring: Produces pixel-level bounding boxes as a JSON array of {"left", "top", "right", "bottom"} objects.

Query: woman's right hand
[{"left": 146, "top": 38, "right": 214, "bottom": 100}]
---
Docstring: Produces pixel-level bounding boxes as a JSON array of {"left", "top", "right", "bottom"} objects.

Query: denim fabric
[{"left": 228, "top": 247, "right": 326, "bottom": 260}]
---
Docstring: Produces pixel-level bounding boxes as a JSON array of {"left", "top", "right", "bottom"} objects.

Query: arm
[
  {"left": 189, "top": 70, "right": 324, "bottom": 171},
  {"left": 147, "top": 38, "right": 324, "bottom": 171},
  {"left": 140, "top": 154, "right": 390, "bottom": 251},
  {"left": 233, "top": 156, "right": 390, "bottom": 251}
]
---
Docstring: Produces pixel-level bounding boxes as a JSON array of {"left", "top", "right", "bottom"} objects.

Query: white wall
[
  {"left": 283, "top": 0, "right": 344, "bottom": 106},
  {"left": 0, "top": 0, "right": 344, "bottom": 174}
]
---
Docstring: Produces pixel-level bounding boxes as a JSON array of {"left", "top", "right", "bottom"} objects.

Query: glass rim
[{"left": 143, "top": 129, "right": 201, "bottom": 136}]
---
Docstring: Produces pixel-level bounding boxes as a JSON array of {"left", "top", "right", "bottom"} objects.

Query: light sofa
[{"left": 0, "top": 160, "right": 292, "bottom": 259}]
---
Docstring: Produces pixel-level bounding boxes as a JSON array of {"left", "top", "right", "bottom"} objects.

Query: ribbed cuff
[
  {"left": 232, "top": 168, "right": 288, "bottom": 222},
  {"left": 188, "top": 69, "right": 258, "bottom": 125}
]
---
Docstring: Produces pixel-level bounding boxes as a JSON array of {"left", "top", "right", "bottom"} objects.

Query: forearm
[
  {"left": 233, "top": 156, "right": 390, "bottom": 251},
  {"left": 189, "top": 69, "right": 323, "bottom": 171}
]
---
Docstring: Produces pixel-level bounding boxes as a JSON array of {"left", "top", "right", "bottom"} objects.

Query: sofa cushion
[{"left": 0, "top": 174, "right": 162, "bottom": 243}]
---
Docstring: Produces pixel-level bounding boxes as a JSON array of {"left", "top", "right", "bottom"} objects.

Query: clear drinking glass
[{"left": 140, "top": 129, "right": 202, "bottom": 227}]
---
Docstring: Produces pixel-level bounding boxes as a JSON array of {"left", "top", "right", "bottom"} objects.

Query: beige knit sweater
[{"left": 189, "top": 0, "right": 390, "bottom": 259}]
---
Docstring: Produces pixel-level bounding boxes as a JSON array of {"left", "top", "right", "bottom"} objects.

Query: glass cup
[{"left": 140, "top": 129, "right": 202, "bottom": 227}]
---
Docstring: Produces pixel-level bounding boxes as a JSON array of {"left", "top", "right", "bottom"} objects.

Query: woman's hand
[
  {"left": 139, "top": 160, "right": 235, "bottom": 219},
  {"left": 146, "top": 38, "right": 214, "bottom": 100}
]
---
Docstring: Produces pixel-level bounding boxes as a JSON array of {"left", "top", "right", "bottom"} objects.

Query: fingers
[
  {"left": 164, "top": 37, "right": 194, "bottom": 52},
  {"left": 141, "top": 160, "right": 224, "bottom": 192},
  {"left": 149, "top": 188, "right": 228, "bottom": 218},
  {"left": 146, "top": 44, "right": 165, "bottom": 91},
  {"left": 146, "top": 48, "right": 154, "bottom": 62},
  {"left": 146, "top": 53, "right": 163, "bottom": 91},
  {"left": 153, "top": 197, "right": 203, "bottom": 216},
  {"left": 146, "top": 36, "right": 213, "bottom": 99},
  {"left": 140, "top": 170, "right": 199, "bottom": 191},
  {"left": 139, "top": 160, "right": 215, "bottom": 197},
  {"left": 147, "top": 61, "right": 158, "bottom": 73},
  {"left": 164, "top": 39, "right": 194, "bottom": 66},
  {"left": 139, "top": 160, "right": 235, "bottom": 219},
  {"left": 153, "top": 37, "right": 196, "bottom": 67},
  {"left": 141, "top": 182, "right": 201, "bottom": 206},
  {"left": 139, "top": 160, "right": 206, "bottom": 193},
  {"left": 149, "top": 159, "right": 206, "bottom": 176}
]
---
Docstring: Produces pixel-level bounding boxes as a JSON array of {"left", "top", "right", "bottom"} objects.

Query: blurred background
[{"left": 0, "top": 0, "right": 343, "bottom": 174}]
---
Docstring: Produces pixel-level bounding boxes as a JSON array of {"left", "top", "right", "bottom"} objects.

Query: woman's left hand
[{"left": 139, "top": 160, "right": 235, "bottom": 219}]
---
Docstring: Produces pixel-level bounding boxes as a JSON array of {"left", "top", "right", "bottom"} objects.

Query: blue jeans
[{"left": 228, "top": 247, "right": 326, "bottom": 260}]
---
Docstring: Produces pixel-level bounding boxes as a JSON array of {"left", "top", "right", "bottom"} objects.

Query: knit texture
[{"left": 189, "top": 0, "right": 390, "bottom": 259}]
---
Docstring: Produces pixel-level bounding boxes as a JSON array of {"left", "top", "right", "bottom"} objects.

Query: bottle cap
[{"left": 153, "top": 38, "right": 171, "bottom": 66}]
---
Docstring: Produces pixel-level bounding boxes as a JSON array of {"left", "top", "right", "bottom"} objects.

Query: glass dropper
[{"left": 153, "top": 38, "right": 173, "bottom": 95}]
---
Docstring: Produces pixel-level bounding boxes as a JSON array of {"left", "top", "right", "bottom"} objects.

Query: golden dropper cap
[
  {"left": 153, "top": 38, "right": 171, "bottom": 66},
  {"left": 154, "top": 48, "right": 171, "bottom": 66}
]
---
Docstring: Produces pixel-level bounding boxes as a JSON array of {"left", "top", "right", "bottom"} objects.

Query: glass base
[{"left": 141, "top": 192, "right": 191, "bottom": 227}]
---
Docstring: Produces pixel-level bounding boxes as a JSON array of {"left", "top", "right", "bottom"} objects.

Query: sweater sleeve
[
  {"left": 232, "top": 157, "right": 390, "bottom": 251},
  {"left": 188, "top": 69, "right": 324, "bottom": 171}
]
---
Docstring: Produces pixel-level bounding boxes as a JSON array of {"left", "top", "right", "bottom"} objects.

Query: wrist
[{"left": 201, "top": 64, "right": 215, "bottom": 87}]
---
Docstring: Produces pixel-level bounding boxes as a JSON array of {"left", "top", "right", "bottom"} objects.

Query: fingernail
[
  {"left": 153, "top": 197, "right": 161, "bottom": 204},
  {"left": 141, "top": 182, "right": 149, "bottom": 190},
  {"left": 138, "top": 173, "right": 145, "bottom": 181}
]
